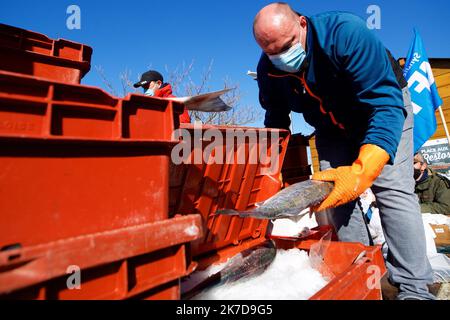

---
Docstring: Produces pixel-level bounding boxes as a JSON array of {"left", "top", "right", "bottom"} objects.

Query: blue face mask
[
  {"left": 144, "top": 87, "right": 155, "bottom": 96},
  {"left": 268, "top": 42, "right": 306, "bottom": 73},
  {"left": 144, "top": 82, "right": 161, "bottom": 96}
]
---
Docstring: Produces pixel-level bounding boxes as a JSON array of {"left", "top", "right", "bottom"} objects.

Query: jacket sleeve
[
  {"left": 179, "top": 108, "right": 191, "bottom": 124},
  {"left": 334, "top": 15, "right": 407, "bottom": 163},
  {"left": 420, "top": 178, "right": 450, "bottom": 214},
  {"left": 257, "top": 56, "right": 291, "bottom": 131}
]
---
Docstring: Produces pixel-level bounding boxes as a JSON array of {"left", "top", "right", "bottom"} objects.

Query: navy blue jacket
[{"left": 257, "top": 11, "right": 407, "bottom": 163}]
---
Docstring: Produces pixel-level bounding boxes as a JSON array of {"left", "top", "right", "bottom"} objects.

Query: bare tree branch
[
  {"left": 95, "top": 65, "right": 117, "bottom": 96},
  {"left": 95, "top": 60, "right": 262, "bottom": 126},
  {"left": 119, "top": 68, "right": 137, "bottom": 97}
]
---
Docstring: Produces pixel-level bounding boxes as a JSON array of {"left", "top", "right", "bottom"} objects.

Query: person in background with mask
[
  {"left": 414, "top": 153, "right": 450, "bottom": 215},
  {"left": 133, "top": 70, "right": 191, "bottom": 123},
  {"left": 253, "top": 2, "right": 435, "bottom": 299}
]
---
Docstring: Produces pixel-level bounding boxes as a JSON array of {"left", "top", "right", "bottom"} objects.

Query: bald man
[{"left": 254, "top": 3, "right": 434, "bottom": 300}]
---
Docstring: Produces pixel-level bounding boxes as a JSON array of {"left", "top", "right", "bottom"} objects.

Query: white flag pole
[{"left": 437, "top": 106, "right": 450, "bottom": 146}]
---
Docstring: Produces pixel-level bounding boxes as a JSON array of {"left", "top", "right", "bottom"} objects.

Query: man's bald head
[
  {"left": 253, "top": 2, "right": 297, "bottom": 37},
  {"left": 253, "top": 2, "right": 307, "bottom": 55}
]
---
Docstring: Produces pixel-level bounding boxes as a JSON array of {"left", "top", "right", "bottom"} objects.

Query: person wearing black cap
[{"left": 134, "top": 70, "right": 191, "bottom": 123}]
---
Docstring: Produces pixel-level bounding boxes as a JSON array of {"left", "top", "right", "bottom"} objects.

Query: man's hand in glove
[{"left": 312, "top": 144, "right": 390, "bottom": 212}]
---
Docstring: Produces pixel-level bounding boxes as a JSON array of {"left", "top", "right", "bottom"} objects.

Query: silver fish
[
  {"left": 184, "top": 240, "right": 277, "bottom": 299},
  {"left": 215, "top": 180, "right": 334, "bottom": 220}
]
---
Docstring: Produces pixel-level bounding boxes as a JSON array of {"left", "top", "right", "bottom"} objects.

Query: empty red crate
[
  {"left": 281, "top": 133, "right": 309, "bottom": 170},
  {"left": 0, "top": 70, "right": 185, "bottom": 248},
  {"left": 281, "top": 133, "right": 312, "bottom": 187},
  {"left": 0, "top": 215, "right": 203, "bottom": 299},
  {"left": 169, "top": 123, "right": 290, "bottom": 265},
  {"left": 0, "top": 70, "right": 183, "bottom": 141},
  {"left": 282, "top": 166, "right": 312, "bottom": 186},
  {"left": 0, "top": 23, "right": 92, "bottom": 84}
]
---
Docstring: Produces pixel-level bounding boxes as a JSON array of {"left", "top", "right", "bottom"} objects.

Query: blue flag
[{"left": 403, "top": 29, "right": 443, "bottom": 153}]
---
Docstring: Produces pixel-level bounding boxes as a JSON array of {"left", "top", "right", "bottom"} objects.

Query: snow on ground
[
  {"left": 422, "top": 213, "right": 450, "bottom": 228},
  {"left": 191, "top": 249, "right": 329, "bottom": 300}
]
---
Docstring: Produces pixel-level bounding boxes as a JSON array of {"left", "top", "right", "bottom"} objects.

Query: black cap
[{"left": 133, "top": 70, "right": 164, "bottom": 88}]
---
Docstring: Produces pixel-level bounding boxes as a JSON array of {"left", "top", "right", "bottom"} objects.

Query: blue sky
[{"left": 1, "top": 0, "right": 449, "bottom": 133}]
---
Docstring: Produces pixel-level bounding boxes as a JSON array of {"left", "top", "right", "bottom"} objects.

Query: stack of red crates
[
  {"left": 0, "top": 23, "right": 202, "bottom": 299},
  {"left": 170, "top": 124, "right": 291, "bottom": 270}
]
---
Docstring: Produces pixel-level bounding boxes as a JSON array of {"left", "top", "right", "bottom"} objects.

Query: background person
[
  {"left": 414, "top": 153, "right": 450, "bottom": 215},
  {"left": 134, "top": 70, "right": 191, "bottom": 123}
]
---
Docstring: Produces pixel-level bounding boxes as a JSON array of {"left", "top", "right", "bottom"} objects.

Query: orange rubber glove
[{"left": 312, "top": 144, "right": 389, "bottom": 212}]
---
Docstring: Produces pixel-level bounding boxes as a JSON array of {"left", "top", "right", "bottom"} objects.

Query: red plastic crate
[
  {"left": 183, "top": 226, "right": 386, "bottom": 300},
  {"left": 0, "top": 215, "right": 203, "bottom": 299},
  {"left": 281, "top": 133, "right": 311, "bottom": 187},
  {"left": 274, "top": 227, "right": 387, "bottom": 300},
  {"left": 281, "top": 133, "right": 309, "bottom": 170},
  {"left": 0, "top": 70, "right": 183, "bottom": 141},
  {"left": 0, "top": 23, "right": 92, "bottom": 84},
  {"left": 0, "top": 71, "right": 185, "bottom": 248},
  {"left": 169, "top": 123, "right": 290, "bottom": 265},
  {"left": 282, "top": 166, "right": 312, "bottom": 186}
]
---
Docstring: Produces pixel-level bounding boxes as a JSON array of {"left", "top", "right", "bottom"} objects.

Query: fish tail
[
  {"left": 214, "top": 209, "right": 271, "bottom": 219},
  {"left": 214, "top": 209, "right": 240, "bottom": 216}
]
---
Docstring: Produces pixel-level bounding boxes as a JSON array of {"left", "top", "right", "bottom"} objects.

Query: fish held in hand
[{"left": 215, "top": 180, "right": 334, "bottom": 220}]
